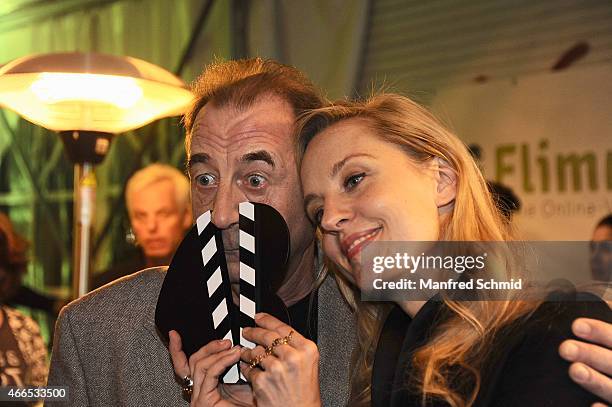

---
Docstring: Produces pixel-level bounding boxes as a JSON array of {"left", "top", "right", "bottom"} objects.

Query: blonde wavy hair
[{"left": 295, "top": 94, "right": 537, "bottom": 407}]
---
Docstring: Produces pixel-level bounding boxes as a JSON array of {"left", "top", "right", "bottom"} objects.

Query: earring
[{"left": 125, "top": 228, "right": 137, "bottom": 246}]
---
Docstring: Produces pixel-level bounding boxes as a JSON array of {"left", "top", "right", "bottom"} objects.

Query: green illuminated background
[{"left": 1, "top": 0, "right": 610, "bottom": 344}]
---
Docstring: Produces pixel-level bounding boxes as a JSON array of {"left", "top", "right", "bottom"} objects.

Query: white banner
[{"left": 431, "top": 65, "right": 612, "bottom": 240}]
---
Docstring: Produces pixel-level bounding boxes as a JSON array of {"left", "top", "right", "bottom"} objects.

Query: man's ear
[{"left": 433, "top": 158, "right": 457, "bottom": 211}]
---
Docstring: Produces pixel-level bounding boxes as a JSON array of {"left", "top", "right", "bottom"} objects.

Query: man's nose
[
  {"left": 145, "top": 216, "right": 159, "bottom": 232},
  {"left": 211, "top": 182, "right": 244, "bottom": 229}
]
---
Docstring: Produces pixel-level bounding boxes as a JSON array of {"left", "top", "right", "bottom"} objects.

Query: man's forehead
[
  {"left": 192, "top": 95, "right": 294, "bottom": 133},
  {"left": 189, "top": 97, "right": 296, "bottom": 159},
  {"left": 131, "top": 186, "right": 176, "bottom": 211}
]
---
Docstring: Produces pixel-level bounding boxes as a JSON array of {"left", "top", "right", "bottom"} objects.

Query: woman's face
[{"left": 301, "top": 119, "right": 453, "bottom": 285}]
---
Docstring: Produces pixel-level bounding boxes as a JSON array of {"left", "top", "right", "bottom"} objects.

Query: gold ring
[
  {"left": 248, "top": 347, "right": 272, "bottom": 369},
  {"left": 272, "top": 337, "right": 288, "bottom": 347},
  {"left": 181, "top": 375, "right": 193, "bottom": 400},
  {"left": 247, "top": 331, "right": 295, "bottom": 369},
  {"left": 272, "top": 330, "right": 294, "bottom": 347}
]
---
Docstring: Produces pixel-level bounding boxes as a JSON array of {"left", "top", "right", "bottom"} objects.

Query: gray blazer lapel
[
  {"left": 131, "top": 325, "right": 187, "bottom": 406},
  {"left": 318, "top": 275, "right": 356, "bottom": 407},
  {"left": 131, "top": 284, "right": 188, "bottom": 406}
]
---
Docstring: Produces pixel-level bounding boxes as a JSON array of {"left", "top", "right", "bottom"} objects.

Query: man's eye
[
  {"left": 196, "top": 174, "right": 216, "bottom": 186},
  {"left": 246, "top": 174, "right": 266, "bottom": 188},
  {"left": 344, "top": 173, "right": 365, "bottom": 190}
]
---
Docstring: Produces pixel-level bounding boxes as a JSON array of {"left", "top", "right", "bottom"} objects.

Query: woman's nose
[{"left": 320, "top": 197, "right": 352, "bottom": 232}]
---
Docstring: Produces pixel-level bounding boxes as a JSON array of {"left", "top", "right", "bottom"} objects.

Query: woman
[
  {"left": 184, "top": 94, "right": 611, "bottom": 406},
  {"left": 0, "top": 213, "right": 48, "bottom": 391}
]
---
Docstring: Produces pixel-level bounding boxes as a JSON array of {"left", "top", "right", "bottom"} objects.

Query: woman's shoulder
[
  {"left": 480, "top": 289, "right": 610, "bottom": 406},
  {"left": 3, "top": 305, "right": 43, "bottom": 334},
  {"left": 510, "top": 288, "right": 611, "bottom": 357},
  {"left": 525, "top": 288, "right": 611, "bottom": 337}
]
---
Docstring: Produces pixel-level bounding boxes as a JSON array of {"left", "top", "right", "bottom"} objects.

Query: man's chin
[
  {"left": 143, "top": 250, "right": 172, "bottom": 265},
  {"left": 147, "top": 252, "right": 171, "bottom": 258}
]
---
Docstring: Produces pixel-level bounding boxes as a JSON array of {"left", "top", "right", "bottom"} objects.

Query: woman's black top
[{"left": 372, "top": 290, "right": 612, "bottom": 406}]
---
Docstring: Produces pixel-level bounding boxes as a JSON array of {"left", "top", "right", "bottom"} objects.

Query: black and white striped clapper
[
  {"left": 156, "top": 204, "right": 290, "bottom": 384},
  {"left": 238, "top": 202, "right": 257, "bottom": 351},
  {"left": 237, "top": 202, "right": 291, "bottom": 346},
  {"left": 196, "top": 210, "right": 241, "bottom": 383}
]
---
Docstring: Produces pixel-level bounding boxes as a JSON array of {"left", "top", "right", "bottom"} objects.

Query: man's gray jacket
[{"left": 47, "top": 267, "right": 355, "bottom": 406}]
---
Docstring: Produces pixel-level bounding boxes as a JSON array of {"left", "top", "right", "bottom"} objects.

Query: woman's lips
[{"left": 342, "top": 227, "right": 382, "bottom": 260}]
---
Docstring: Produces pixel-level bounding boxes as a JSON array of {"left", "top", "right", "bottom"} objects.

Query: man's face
[
  {"left": 129, "top": 179, "right": 191, "bottom": 263},
  {"left": 188, "top": 96, "right": 315, "bottom": 297}
]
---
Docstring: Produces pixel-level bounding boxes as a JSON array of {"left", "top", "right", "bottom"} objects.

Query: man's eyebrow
[
  {"left": 330, "top": 154, "right": 374, "bottom": 178},
  {"left": 240, "top": 150, "right": 275, "bottom": 168},
  {"left": 187, "top": 153, "right": 210, "bottom": 170}
]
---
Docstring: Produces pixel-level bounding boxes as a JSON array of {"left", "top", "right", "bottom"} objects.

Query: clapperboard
[{"left": 155, "top": 202, "right": 290, "bottom": 384}]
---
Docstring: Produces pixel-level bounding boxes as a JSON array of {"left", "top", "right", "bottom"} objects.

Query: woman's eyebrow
[{"left": 330, "top": 154, "right": 374, "bottom": 178}]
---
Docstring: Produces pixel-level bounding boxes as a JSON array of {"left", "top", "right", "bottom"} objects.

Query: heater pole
[{"left": 72, "top": 152, "right": 96, "bottom": 298}]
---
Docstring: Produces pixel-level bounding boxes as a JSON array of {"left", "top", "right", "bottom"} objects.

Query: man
[
  {"left": 0, "top": 213, "right": 48, "bottom": 388},
  {"left": 92, "top": 164, "right": 192, "bottom": 289},
  {"left": 557, "top": 213, "right": 612, "bottom": 404},
  {"left": 48, "top": 58, "right": 355, "bottom": 407},
  {"left": 589, "top": 214, "right": 612, "bottom": 283},
  {"left": 469, "top": 143, "right": 521, "bottom": 222},
  {"left": 48, "top": 58, "right": 612, "bottom": 406}
]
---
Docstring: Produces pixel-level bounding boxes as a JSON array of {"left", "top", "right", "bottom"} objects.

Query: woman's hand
[
  {"left": 559, "top": 318, "right": 612, "bottom": 406},
  {"left": 169, "top": 330, "right": 246, "bottom": 406},
  {"left": 240, "top": 313, "right": 321, "bottom": 407}
]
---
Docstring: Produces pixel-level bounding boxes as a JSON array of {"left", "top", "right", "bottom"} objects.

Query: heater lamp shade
[{"left": 0, "top": 52, "right": 194, "bottom": 133}]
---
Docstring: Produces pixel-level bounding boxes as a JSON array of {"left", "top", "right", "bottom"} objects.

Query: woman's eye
[
  {"left": 196, "top": 173, "right": 216, "bottom": 186},
  {"left": 344, "top": 173, "right": 365, "bottom": 190},
  {"left": 246, "top": 174, "right": 266, "bottom": 188}
]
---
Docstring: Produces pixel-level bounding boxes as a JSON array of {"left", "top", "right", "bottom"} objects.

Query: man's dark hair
[
  {"left": 595, "top": 213, "right": 612, "bottom": 229},
  {"left": 487, "top": 181, "right": 521, "bottom": 222},
  {"left": 183, "top": 58, "right": 325, "bottom": 157}
]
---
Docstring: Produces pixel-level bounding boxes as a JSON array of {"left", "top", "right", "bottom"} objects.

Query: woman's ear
[{"left": 433, "top": 158, "right": 457, "bottom": 211}]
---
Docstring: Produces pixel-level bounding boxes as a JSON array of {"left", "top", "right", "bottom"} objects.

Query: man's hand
[
  {"left": 169, "top": 331, "right": 244, "bottom": 406},
  {"left": 240, "top": 313, "right": 321, "bottom": 407},
  {"left": 559, "top": 318, "right": 612, "bottom": 406}
]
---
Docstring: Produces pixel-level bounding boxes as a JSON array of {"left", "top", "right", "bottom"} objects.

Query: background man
[
  {"left": 92, "top": 163, "right": 192, "bottom": 289},
  {"left": 590, "top": 213, "right": 612, "bottom": 282}
]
